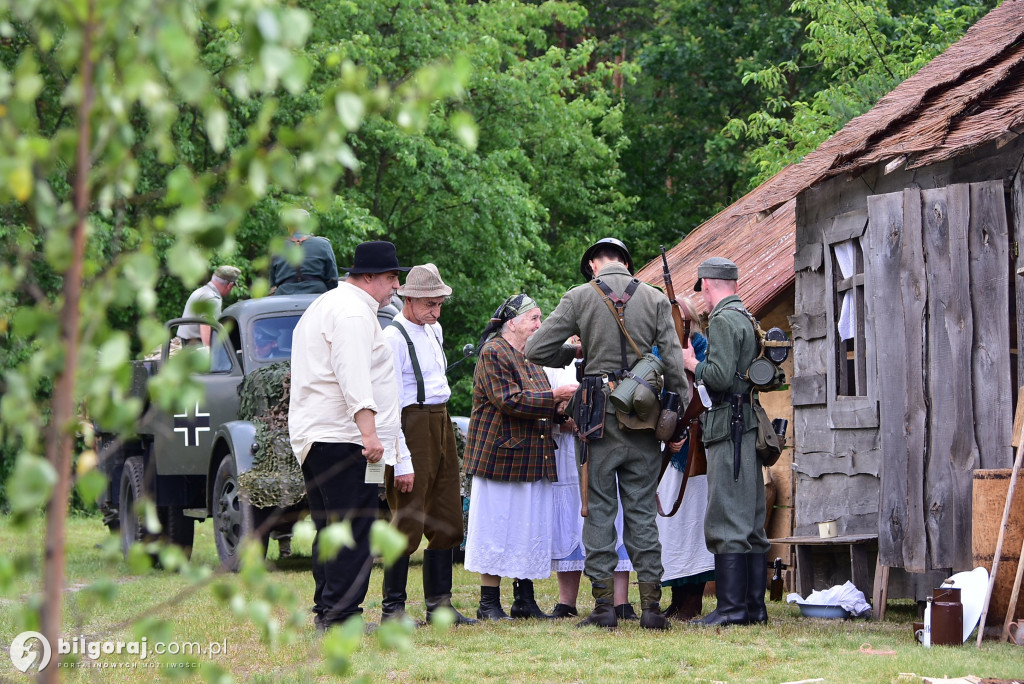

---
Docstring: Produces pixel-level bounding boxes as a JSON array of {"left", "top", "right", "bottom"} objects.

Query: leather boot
[
  {"left": 476, "top": 585, "right": 512, "bottom": 621},
  {"left": 696, "top": 554, "right": 749, "bottom": 626},
  {"left": 638, "top": 581, "right": 670, "bottom": 630},
  {"left": 615, "top": 603, "right": 639, "bottom": 620},
  {"left": 664, "top": 583, "right": 705, "bottom": 622},
  {"left": 423, "top": 548, "right": 478, "bottom": 625},
  {"left": 577, "top": 578, "right": 617, "bottom": 629},
  {"left": 381, "top": 555, "right": 410, "bottom": 621},
  {"left": 510, "top": 579, "right": 552, "bottom": 619},
  {"left": 746, "top": 552, "right": 768, "bottom": 624},
  {"left": 550, "top": 603, "right": 578, "bottom": 618}
]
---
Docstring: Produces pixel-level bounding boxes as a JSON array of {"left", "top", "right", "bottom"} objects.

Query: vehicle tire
[
  {"left": 212, "top": 454, "right": 265, "bottom": 572},
  {"left": 119, "top": 456, "right": 155, "bottom": 559},
  {"left": 159, "top": 506, "right": 194, "bottom": 560}
]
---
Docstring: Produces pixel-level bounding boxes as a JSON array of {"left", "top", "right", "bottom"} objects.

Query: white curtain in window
[{"left": 834, "top": 240, "right": 856, "bottom": 341}]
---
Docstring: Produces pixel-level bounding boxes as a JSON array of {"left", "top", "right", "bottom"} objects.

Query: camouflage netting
[{"left": 237, "top": 361, "right": 307, "bottom": 508}]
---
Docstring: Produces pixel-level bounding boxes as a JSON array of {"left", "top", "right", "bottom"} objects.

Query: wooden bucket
[{"left": 972, "top": 469, "right": 1024, "bottom": 625}]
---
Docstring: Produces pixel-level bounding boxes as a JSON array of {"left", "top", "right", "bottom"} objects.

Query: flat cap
[
  {"left": 215, "top": 265, "right": 241, "bottom": 283},
  {"left": 694, "top": 256, "right": 738, "bottom": 291}
]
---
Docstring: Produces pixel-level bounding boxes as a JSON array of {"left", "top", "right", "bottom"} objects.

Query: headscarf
[{"left": 477, "top": 293, "right": 538, "bottom": 346}]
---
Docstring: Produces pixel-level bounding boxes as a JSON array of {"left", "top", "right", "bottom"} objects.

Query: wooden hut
[{"left": 641, "top": 0, "right": 1024, "bottom": 600}]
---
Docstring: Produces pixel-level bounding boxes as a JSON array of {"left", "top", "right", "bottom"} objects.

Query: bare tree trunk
[{"left": 41, "top": 2, "right": 94, "bottom": 680}]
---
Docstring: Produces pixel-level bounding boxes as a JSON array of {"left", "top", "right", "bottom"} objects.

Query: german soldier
[
  {"left": 525, "top": 238, "right": 688, "bottom": 630},
  {"left": 683, "top": 257, "right": 769, "bottom": 626}
]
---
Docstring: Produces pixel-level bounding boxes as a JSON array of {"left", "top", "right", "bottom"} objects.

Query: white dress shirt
[{"left": 288, "top": 281, "right": 411, "bottom": 469}]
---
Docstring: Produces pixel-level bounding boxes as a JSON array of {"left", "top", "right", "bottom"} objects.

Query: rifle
[{"left": 656, "top": 245, "right": 709, "bottom": 517}]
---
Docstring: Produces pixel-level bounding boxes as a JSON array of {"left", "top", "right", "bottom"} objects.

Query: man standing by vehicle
[
  {"left": 177, "top": 265, "right": 240, "bottom": 346},
  {"left": 682, "top": 257, "right": 768, "bottom": 626},
  {"left": 289, "top": 240, "right": 411, "bottom": 632},
  {"left": 525, "top": 238, "right": 688, "bottom": 630},
  {"left": 269, "top": 208, "right": 339, "bottom": 295},
  {"left": 381, "top": 263, "right": 477, "bottom": 625}
]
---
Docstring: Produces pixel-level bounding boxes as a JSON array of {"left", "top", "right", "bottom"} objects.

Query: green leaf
[
  {"left": 335, "top": 92, "right": 365, "bottom": 132},
  {"left": 449, "top": 110, "right": 478, "bottom": 151},
  {"left": 6, "top": 453, "right": 57, "bottom": 513},
  {"left": 317, "top": 521, "right": 354, "bottom": 562},
  {"left": 291, "top": 519, "right": 316, "bottom": 549},
  {"left": 126, "top": 543, "right": 154, "bottom": 574},
  {"left": 206, "top": 107, "right": 229, "bottom": 154},
  {"left": 74, "top": 468, "right": 107, "bottom": 507},
  {"left": 97, "top": 332, "right": 131, "bottom": 372},
  {"left": 369, "top": 520, "right": 406, "bottom": 568}
]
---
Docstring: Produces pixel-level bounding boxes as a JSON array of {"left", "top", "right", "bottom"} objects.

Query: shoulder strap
[
  {"left": 388, "top": 320, "right": 424, "bottom": 405},
  {"left": 590, "top": 279, "right": 644, "bottom": 369}
]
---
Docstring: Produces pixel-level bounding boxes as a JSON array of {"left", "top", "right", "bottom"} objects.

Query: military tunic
[
  {"left": 525, "top": 262, "right": 688, "bottom": 585},
  {"left": 695, "top": 294, "right": 769, "bottom": 555}
]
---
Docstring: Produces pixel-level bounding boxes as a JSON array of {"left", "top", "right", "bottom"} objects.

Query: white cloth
[
  {"left": 383, "top": 312, "right": 451, "bottom": 407},
  {"left": 787, "top": 580, "right": 872, "bottom": 617},
  {"left": 288, "top": 282, "right": 411, "bottom": 468},
  {"left": 834, "top": 240, "right": 857, "bottom": 341},
  {"left": 465, "top": 477, "right": 553, "bottom": 580},
  {"left": 656, "top": 468, "right": 715, "bottom": 582},
  {"left": 177, "top": 282, "right": 222, "bottom": 340}
]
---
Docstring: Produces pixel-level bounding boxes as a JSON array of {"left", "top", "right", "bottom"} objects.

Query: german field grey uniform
[
  {"left": 692, "top": 256, "right": 769, "bottom": 626},
  {"left": 526, "top": 238, "right": 688, "bottom": 630}
]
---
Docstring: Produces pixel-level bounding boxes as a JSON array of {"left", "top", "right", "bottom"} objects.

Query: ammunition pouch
[{"left": 573, "top": 376, "right": 607, "bottom": 443}]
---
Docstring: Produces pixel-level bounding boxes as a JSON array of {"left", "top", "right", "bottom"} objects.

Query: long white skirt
[
  {"left": 656, "top": 468, "right": 715, "bottom": 581},
  {"left": 465, "top": 476, "right": 553, "bottom": 580}
]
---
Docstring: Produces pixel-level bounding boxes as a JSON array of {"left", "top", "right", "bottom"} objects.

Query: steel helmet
[{"left": 580, "top": 238, "right": 634, "bottom": 281}]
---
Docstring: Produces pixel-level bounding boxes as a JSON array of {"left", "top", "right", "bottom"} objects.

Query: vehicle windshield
[{"left": 252, "top": 315, "right": 301, "bottom": 362}]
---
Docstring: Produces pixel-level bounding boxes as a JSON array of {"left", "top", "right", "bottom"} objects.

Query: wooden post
[
  {"left": 1001, "top": 392, "right": 1024, "bottom": 641},
  {"left": 978, "top": 401, "right": 1024, "bottom": 646}
]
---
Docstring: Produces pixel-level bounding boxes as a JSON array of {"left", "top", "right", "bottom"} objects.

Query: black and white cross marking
[{"left": 174, "top": 402, "right": 211, "bottom": 447}]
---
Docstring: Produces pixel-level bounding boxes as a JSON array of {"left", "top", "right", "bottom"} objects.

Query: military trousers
[
  {"left": 385, "top": 404, "right": 464, "bottom": 556},
  {"left": 580, "top": 417, "right": 664, "bottom": 584},
  {"left": 703, "top": 426, "right": 770, "bottom": 555}
]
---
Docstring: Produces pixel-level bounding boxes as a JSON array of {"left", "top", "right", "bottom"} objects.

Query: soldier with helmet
[{"left": 525, "top": 238, "right": 689, "bottom": 630}]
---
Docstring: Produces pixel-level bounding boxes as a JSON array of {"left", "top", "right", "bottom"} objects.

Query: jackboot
[
  {"left": 638, "top": 581, "right": 670, "bottom": 630},
  {"left": 577, "top": 578, "right": 617, "bottom": 629},
  {"left": 510, "top": 579, "right": 552, "bottom": 619},
  {"left": 476, "top": 585, "right": 512, "bottom": 621},
  {"left": 664, "top": 583, "right": 706, "bottom": 622},
  {"left": 422, "top": 548, "right": 478, "bottom": 625},
  {"left": 696, "top": 553, "right": 749, "bottom": 626},
  {"left": 746, "top": 552, "right": 769, "bottom": 624},
  {"left": 614, "top": 603, "right": 639, "bottom": 620},
  {"left": 381, "top": 555, "right": 410, "bottom": 622}
]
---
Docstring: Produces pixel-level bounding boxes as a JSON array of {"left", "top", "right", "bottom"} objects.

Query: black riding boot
[
  {"left": 381, "top": 555, "right": 410, "bottom": 621},
  {"left": 510, "top": 579, "right": 552, "bottom": 619},
  {"left": 746, "top": 552, "right": 768, "bottom": 624},
  {"left": 577, "top": 578, "right": 617, "bottom": 629},
  {"left": 423, "top": 548, "right": 478, "bottom": 625},
  {"left": 476, "top": 585, "right": 512, "bottom": 621},
  {"left": 696, "top": 553, "right": 749, "bottom": 626},
  {"left": 615, "top": 603, "right": 639, "bottom": 620},
  {"left": 639, "top": 581, "right": 670, "bottom": 630}
]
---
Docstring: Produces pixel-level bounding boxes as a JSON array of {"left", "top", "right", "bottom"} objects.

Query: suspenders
[{"left": 388, "top": 320, "right": 443, "bottom": 407}]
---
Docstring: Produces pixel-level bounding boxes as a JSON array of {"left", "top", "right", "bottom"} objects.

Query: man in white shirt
[
  {"left": 177, "top": 265, "right": 240, "bottom": 346},
  {"left": 289, "top": 241, "right": 411, "bottom": 632},
  {"left": 381, "top": 264, "right": 478, "bottom": 626}
]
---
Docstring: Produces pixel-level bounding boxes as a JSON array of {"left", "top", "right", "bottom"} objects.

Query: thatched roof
[{"left": 637, "top": 0, "right": 1024, "bottom": 316}]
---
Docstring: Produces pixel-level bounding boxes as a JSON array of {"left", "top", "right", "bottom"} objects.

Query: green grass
[{"left": 1, "top": 515, "right": 1021, "bottom": 683}]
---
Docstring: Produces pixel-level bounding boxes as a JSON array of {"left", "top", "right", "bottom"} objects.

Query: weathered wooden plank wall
[
  {"left": 1015, "top": 161, "right": 1024, "bottom": 393},
  {"left": 969, "top": 182, "right": 1013, "bottom": 471},
  {"left": 922, "top": 185, "right": 976, "bottom": 571}
]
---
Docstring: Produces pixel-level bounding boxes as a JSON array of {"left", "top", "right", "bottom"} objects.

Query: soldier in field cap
[
  {"left": 683, "top": 256, "right": 769, "bottom": 627},
  {"left": 177, "top": 265, "right": 241, "bottom": 346},
  {"left": 379, "top": 263, "right": 478, "bottom": 625}
]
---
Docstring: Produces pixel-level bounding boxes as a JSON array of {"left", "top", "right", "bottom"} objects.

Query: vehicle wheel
[
  {"left": 119, "top": 456, "right": 154, "bottom": 559},
  {"left": 212, "top": 454, "right": 264, "bottom": 572},
  {"left": 159, "top": 507, "right": 194, "bottom": 560}
]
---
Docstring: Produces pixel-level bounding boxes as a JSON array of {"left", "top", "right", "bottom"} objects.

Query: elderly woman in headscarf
[{"left": 463, "top": 293, "right": 579, "bottom": 620}]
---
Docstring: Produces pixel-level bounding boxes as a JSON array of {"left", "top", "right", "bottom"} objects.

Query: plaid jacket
[{"left": 463, "top": 336, "right": 559, "bottom": 482}]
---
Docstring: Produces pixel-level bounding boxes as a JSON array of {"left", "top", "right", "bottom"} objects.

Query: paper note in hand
[{"left": 365, "top": 461, "right": 385, "bottom": 484}]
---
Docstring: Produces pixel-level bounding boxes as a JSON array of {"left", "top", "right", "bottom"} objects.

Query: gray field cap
[{"left": 694, "top": 256, "right": 738, "bottom": 291}]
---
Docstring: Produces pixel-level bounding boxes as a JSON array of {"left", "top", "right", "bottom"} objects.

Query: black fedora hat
[{"left": 341, "top": 241, "right": 410, "bottom": 274}]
